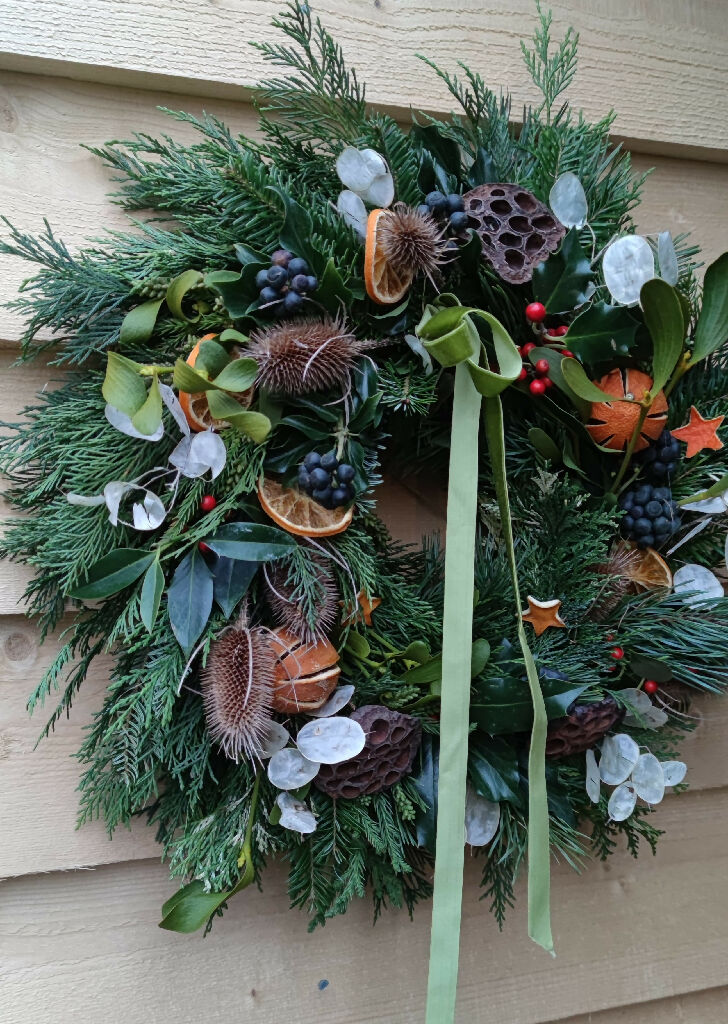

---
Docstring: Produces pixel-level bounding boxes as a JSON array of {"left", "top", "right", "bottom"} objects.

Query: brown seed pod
[
  {"left": 376, "top": 203, "right": 450, "bottom": 282},
  {"left": 462, "top": 183, "right": 565, "bottom": 284},
  {"left": 545, "top": 696, "right": 624, "bottom": 758},
  {"left": 314, "top": 705, "right": 422, "bottom": 799},
  {"left": 201, "top": 613, "right": 277, "bottom": 761},
  {"left": 247, "top": 315, "right": 370, "bottom": 396},
  {"left": 269, "top": 628, "right": 341, "bottom": 714},
  {"left": 263, "top": 558, "right": 339, "bottom": 643}
]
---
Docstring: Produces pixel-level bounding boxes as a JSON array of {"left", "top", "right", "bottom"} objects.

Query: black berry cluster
[
  {"left": 637, "top": 428, "right": 681, "bottom": 481},
  {"left": 619, "top": 484, "right": 680, "bottom": 549},
  {"left": 417, "top": 191, "right": 469, "bottom": 245},
  {"left": 255, "top": 250, "right": 318, "bottom": 317},
  {"left": 298, "top": 451, "right": 356, "bottom": 509}
]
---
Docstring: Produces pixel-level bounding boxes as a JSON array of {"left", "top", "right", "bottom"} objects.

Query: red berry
[
  {"left": 643, "top": 679, "right": 659, "bottom": 695},
  {"left": 610, "top": 646, "right": 625, "bottom": 660},
  {"left": 534, "top": 358, "right": 550, "bottom": 376},
  {"left": 525, "top": 302, "right": 547, "bottom": 323},
  {"left": 518, "top": 366, "right": 529, "bottom": 381},
  {"left": 200, "top": 495, "right": 217, "bottom": 512},
  {"left": 543, "top": 377, "right": 554, "bottom": 389},
  {"left": 553, "top": 325, "right": 569, "bottom": 337},
  {"left": 606, "top": 632, "right": 615, "bottom": 642},
  {"left": 198, "top": 541, "right": 212, "bottom": 554},
  {"left": 529, "top": 378, "right": 547, "bottom": 396},
  {"left": 521, "top": 341, "right": 537, "bottom": 356},
  {"left": 561, "top": 350, "right": 574, "bottom": 359}
]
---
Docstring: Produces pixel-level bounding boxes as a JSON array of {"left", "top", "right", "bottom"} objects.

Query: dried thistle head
[
  {"left": 589, "top": 542, "right": 644, "bottom": 621},
  {"left": 377, "top": 203, "right": 450, "bottom": 282},
  {"left": 248, "top": 315, "right": 369, "bottom": 396},
  {"left": 264, "top": 558, "right": 339, "bottom": 643},
  {"left": 201, "top": 613, "right": 277, "bottom": 761}
]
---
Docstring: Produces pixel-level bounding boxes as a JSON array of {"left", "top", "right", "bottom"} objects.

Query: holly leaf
[
  {"left": 212, "top": 556, "right": 257, "bottom": 618},
  {"left": 411, "top": 122, "right": 462, "bottom": 181},
  {"left": 316, "top": 257, "right": 353, "bottom": 315},
  {"left": 267, "top": 186, "right": 322, "bottom": 272},
  {"left": 468, "top": 735, "right": 524, "bottom": 808},
  {"left": 69, "top": 548, "right": 155, "bottom": 600},
  {"left": 467, "top": 147, "right": 496, "bottom": 187},
  {"left": 532, "top": 229, "right": 595, "bottom": 314},
  {"left": 412, "top": 734, "right": 439, "bottom": 852},
  {"left": 205, "top": 267, "right": 263, "bottom": 319},
  {"left": 565, "top": 302, "right": 639, "bottom": 363},
  {"left": 167, "top": 548, "right": 214, "bottom": 655}
]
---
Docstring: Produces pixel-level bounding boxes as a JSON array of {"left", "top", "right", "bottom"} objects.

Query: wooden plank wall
[{"left": 1, "top": 3, "right": 727, "bottom": 1021}]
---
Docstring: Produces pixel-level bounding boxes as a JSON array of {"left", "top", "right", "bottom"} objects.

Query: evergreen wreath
[{"left": 2, "top": 2, "right": 728, "bottom": 1013}]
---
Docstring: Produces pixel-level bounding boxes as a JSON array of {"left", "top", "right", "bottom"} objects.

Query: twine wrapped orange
[
  {"left": 269, "top": 628, "right": 340, "bottom": 713},
  {"left": 586, "top": 368, "right": 667, "bottom": 452}
]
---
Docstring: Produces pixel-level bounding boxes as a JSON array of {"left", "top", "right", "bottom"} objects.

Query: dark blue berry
[
  {"left": 621, "top": 492, "right": 634, "bottom": 510},
  {"left": 298, "top": 468, "right": 312, "bottom": 491},
  {"left": 447, "top": 193, "right": 465, "bottom": 213},
  {"left": 651, "top": 461, "right": 667, "bottom": 477},
  {"left": 417, "top": 204, "right": 431, "bottom": 218},
  {"left": 305, "top": 275, "right": 318, "bottom": 292},
  {"left": 290, "top": 273, "right": 310, "bottom": 292},
  {"left": 631, "top": 506, "right": 644, "bottom": 519},
  {"left": 287, "top": 257, "right": 309, "bottom": 277},
  {"left": 259, "top": 286, "right": 280, "bottom": 304},
  {"left": 449, "top": 211, "right": 469, "bottom": 231},
  {"left": 653, "top": 487, "right": 671, "bottom": 501},
  {"left": 320, "top": 452, "right": 338, "bottom": 471},
  {"left": 634, "top": 518, "right": 652, "bottom": 536},
  {"left": 309, "top": 467, "right": 330, "bottom": 489},
  {"left": 623, "top": 515, "right": 635, "bottom": 530},
  {"left": 634, "top": 485, "right": 652, "bottom": 506},
  {"left": 426, "top": 190, "right": 448, "bottom": 213},
  {"left": 312, "top": 486, "right": 333, "bottom": 507},
  {"left": 271, "top": 249, "right": 292, "bottom": 267},
  {"left": 304, "top": 452, "right": 321, "bottom": 471},
  {"left": 283, "top": 290, "right": 304, "bottom": 313},
  {"left": 646, "top": 500, "right": 662, "bottom": 517},
  {"left": 639, "top": 534, "right": 655, "bottom": 549},
  {"left": 331, "top": 487, "right": 349, "bottom": 506},
  {"left": 255, "top": 268, "right": 269, "bottom": 289},
  {"left": 337, "top": 463, "right": 355, "bottom": 483},
  {"left": 267, "top": 265, "right": 288, "bottom": 288}
]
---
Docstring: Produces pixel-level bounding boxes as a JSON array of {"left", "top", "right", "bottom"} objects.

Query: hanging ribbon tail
[{"left": 416, "top": 300, "right": 553, "bottom": 1024}]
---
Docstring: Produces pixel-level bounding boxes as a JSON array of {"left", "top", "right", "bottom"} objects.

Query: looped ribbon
[{"left": 417, "top": 297, "right": 553, "bottom": 1024}]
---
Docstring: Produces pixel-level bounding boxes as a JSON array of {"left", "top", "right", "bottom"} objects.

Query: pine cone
[
  {"left": 314, "top": 705, "right": 422, "bottom": 799},
  {"left": 545, "top": 696, "right": 624, "bottom": 758}
]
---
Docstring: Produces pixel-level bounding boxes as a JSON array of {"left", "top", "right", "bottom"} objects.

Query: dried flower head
[
  {"left": 248, "top": 315, "right": 369, "bottom": 396},
  {"left": 264, "top": 558, "right": 339, "bottom": 643},
  {"left": 377, "top": 203, "right": 450, "bottom": 282},
  {"left": 201, "top": 613, "right": 277, "bottom": 761}
]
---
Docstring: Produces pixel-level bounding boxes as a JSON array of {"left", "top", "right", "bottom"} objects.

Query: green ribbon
[{"left": 417, "top": 300, "right": 553, "bottom": 1024}]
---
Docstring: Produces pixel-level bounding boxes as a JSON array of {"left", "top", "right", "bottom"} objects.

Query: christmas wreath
[{"left": 2, "top": 3, "right": 728, "bottom": 1019}]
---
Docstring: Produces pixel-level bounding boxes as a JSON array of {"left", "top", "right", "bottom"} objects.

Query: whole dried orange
[
  {"left": 269, "top": 628, "right": 340, "bottom": 713},
  {"left": 364, "top": 208, "right": 413, "bottom": 305},
  {"left": 257, "top": 478, "right": 353, "bottom": 538},
  {"left": 178, "top": 333, "right": 254, "bottom": 432},
  {"left": 586, "top": 368, "right": 667, "bottom": 452}
]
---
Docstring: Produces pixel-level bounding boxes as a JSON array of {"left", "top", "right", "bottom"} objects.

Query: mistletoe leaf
[
  {"left": 131, "top": 373, "right": 163, "bottom": 436},
  {"left": 532, "top": 229, "right": 595, "bottom": 314},
  {"left": 119, "top": 298, "right": 164, "bottom": 346},
  {"left": 211, "top": 358, "right": 258, "bottom": 393},
  {"left": 69, "top": 549, "right": 155, "bottom": 600},
  {"left": 159, "top": 880, "right": 230, "bottom": 933},
  {"left": 692, "top": 251, "right": 728, "bottom": 365},
  {"left": 167, "top": 548, "right": 214, "bottom": 655},
  {"left": 195, "top": 340, "right": 230, "bottom": 378},
  {"left": 561, "top": 357, "right": 620, "bottom": 403},
  {"left": 565, "top": 302, "right": 639, "bottom": 363},
  {"left": 268, "top": 186, "right": 321, "bottom": 271},
  {"left": 166, "top": 269, "right": 204, "bottom": 322},
  {"left": 102, "top": 351, "right": 147, "bottom": 416},
  {"left": 640, "top": 278, "right": 684, "bottom": 394}
]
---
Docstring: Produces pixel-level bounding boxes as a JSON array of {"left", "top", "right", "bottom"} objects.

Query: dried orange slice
[
  {"left": 257, "top": 478, "right": 353, "bottom": 537},
  {"left": 364, "top": 208, "right": 413, "bottom": 305},
  {"left": 178, "top": 333, "right": 253, "bottom": 432},
  {"left": 269, "top": 627, "right": 341, "bottom": 713},
  {"left": 612, "top": 541, "right": 673, "bottom": 590},
  {"left": 586, "top": 368, "right": 667, "bottom": 452}
]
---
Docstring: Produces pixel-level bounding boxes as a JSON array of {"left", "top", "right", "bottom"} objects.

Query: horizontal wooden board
[
  {"left": 1, "top": 71, "right": 727, "bottom": 349},
  {"left": 561, "top": 987, "right": 728, "bottom": 1024},
  {"left": 0, "top": 1, "right": 727, "bottom": 161},
  {"left": 2, "top": 786, "right": 728, "bottom": 1023}
]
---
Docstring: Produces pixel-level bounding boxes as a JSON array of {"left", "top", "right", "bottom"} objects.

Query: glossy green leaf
[
  {"left": 692, "top": 252, "right": 728, "bottom": 365},
  {"left": 561, "top": 357, "right": 621, "bottom": 403},
  {"left": 317, "top": 257, "right": 353, "bottom": 314},
  {"left": 412, "top": 734, "right": 439, "bottom": 852},
  {"left": 402, "top": 640, "right": 431, "bottom": 664},
  {"left": 411, "top": 122, "right": 462, "bottom": 180},
  {"left": 527, "top": 347, "right": 590, "bottom": 418},
  {"left": 345, "top": 631, "right": 371, "bottom": 659},
  {"left": 468, "top": 735, "right": 524, "bottom": 807},
  {"left": 627, "top": 655, "right": 673, "bottom": 683},
  {"left": 102, "top": 351, "right": 147, "bottom": 416},
  {"left": 205, "top": 392, "right": 271, "bottom": 441},
  {"left": 532, "top": 229, "right": 595, "bottom": 314},
  {"left": 69, "top": 549, "right": 155, "bottom": 600},
  {"left": 159, "top": 880, "right": 229, "bottom": 934},
  {"left": 166, "top": 269, "right": 204, "bottom": 322},
  {"left": 564, "top": 302, "right": 639, "bottom": 363},
  {"left": 467, "top": 147, "right": 496, "bottom": 187},
  {"left": 211, "top": 357, "right": 258, "bottom": 393},
  {"left": 218, "top": 328, "right": 250, "bottom": 346},
  {"left": 195, "top": 340, "right": 230, "bottom": 378},
  {"left": 205, "top": 522, "right": 295, "bottom": 561},
  {"left": 131, "top": 373, "right": 163, "bottom": 436},
  {"left": 234, "top": 242, "right": 269, "bottom": 266},
  {"left": 173, "top": 357, "right": 216, "bottom": 393},
  {"left": 528, "top": 427, "right": 562, "bottom": 463},
  {"left": 167, "top": 548, "right": 214, "bottom": 655},
  {"left": 403, "top": 638, "right": 489, "bottom": 694},
  {"left": 212, "top": 556, "right": 257, "bottom": 618},
  {"left": 268, "top": 186, "right": 320, "bottom": 270},
  {"left": 119, "top": 298, "right": 164, "bottom": 346},
  {"left": 140, "top": 558, "right": 164, "bottom": 633},
  {"left": 641, "top": 278, "right": 684, "bottom": 394}
]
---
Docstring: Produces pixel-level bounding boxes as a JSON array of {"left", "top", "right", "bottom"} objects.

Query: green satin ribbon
[{"left": 417, "top": 300, "right": 553, "bottom": 1024}]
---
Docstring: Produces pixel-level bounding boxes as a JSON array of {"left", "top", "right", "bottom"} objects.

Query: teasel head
[
  {"left": 201, "top": 611, "right": 277, "bottom": 761},
  {"left": 377, "top": 203, "right": 450, "bottom": 283},
  {"left": 248, "top": 315, "right": 370, "bottom": 396},
  {"left": 589, "top": 543, "right": 644, "bottom": 621},
  {"left": 263, "top": 557, "right": 339, "bottom": 644}
]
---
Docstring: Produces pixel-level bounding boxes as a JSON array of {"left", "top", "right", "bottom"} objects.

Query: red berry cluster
[{"left": 521, "top": 304, "right": 574, "bottom": 396}]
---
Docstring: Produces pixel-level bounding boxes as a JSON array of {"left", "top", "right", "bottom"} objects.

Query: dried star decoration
[
  {"left": 671, "top": 406, "right": 725, "bottom": 458},
  {"left": 521, "top": 595, "right": 566, "bottom": 636},
  {"left": 342, "top": 590, "right": 382, "bottom": 626}
]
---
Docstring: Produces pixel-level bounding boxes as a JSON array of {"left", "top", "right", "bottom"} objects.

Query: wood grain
[
  {"left": 0, "top": 1, "right": 727, "bottom": 160},
  {"left": 2, "top": 787, "right": 728, "bottom": 1024},
  {"left": 561, "top": 987, "right": 728, "bottom": 1024}
]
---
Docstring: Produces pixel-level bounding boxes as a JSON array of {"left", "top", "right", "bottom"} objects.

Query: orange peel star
[
  {"left": 521, "top": 596, "right": 566, "bottom": 636},
  {"left": 671, "top": 406, "right": 724, "bottom": 459},
  {"left": 342, "top": 590, "right": 382, "bottom": 627}
]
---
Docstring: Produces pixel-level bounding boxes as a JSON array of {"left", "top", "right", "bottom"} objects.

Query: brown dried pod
[
  {"left": 201, "top": 613, "right": 277, "bottom": 761},
  {"left": 269, "top": 628, "right": 340, "bottom": 714},
  {"left": 462, "top": 183, "right": 565, "bottom": 284},
  {"left": 314, "top": 705, "right": 422, "bottom": 799},
  {"left": 545, "top": 696, "right": 624, "bottom": 758},
  {"left": 263, "top": 558, "right": 339, "bottom": 643}
]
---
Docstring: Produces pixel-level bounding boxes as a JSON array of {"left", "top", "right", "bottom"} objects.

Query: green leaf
[
  {"left": 565, "top": 302, "right": 639, "bottom": 363},
  {"left": 468, "top": 735, "right": 524, "bottom": 808},
  {"left": 316, "top": 257, "right": 353, "bottom": 315},
  {"left": 641, "top": 278, "right": 684, "bottom": 394},
  {"left": 167, "top": 548, "right": 214, "bottom": 655},
  {"left": 205, "top": 522, "right": 295, "bottom": 561},
  {"left": 173, "top": 357, "right": 216, "bottom": 393},
  {"left": 691, "top": 252, "right": 728, "bottom": 365},
  {"left": 268, "top": 186, "right": 320, "bottom": 270},
  {"left": 102, "top": 351, "right": 147, "bottom": 416},
  {"left": 218, "top": 328, "right": 249, "bottom": 346},
  {"left": 195, "top": 340, "right": 230, "bottom": 378},
  {"left": 205, "top": 392, "right": 271, "bottom": 441},
  {"left": 528, "top": 426, "right": 562, "bottom": 463},
  {"left": 527, "top": 347, "right": 590, "bottom": 418},
  {"left": 467, "top": 147, "right": 496, "bottom": 187},
  {"left": 345, "top": 631, "right": 371, "bottom": 658},
  {"left": 234, "top": 242, "right": 269, "bottom": 266},
  {"left": 561, "top": 357, "right": 621, "bottom": 403},
  {"left": 411, "top": 122, "right": 462, "bottom": 180},
  {"left": 159, "top": 880, "right": 230, "bottom": 934},
  {"left": 402, "top": 640, "right": 431, "bottom": 664},
  {"left": 212, "top": 556, "right": 257, "bottom": 618},
  {"left": 119, "top": 298, "right": 164, "bottom": 346},
  {"left": 131, "top": 373, "right": 163, "bottom": 436},
  {"left": 206, "top": 265, "right": 264, "bottom": 319},
  {"left": 140, "top": 558, "right": 164, "bottom": 633},
  {"left": 403, "top": 638, "right": 489, "bottom": 694},
  {"left": 166, "top": 269, "right": 204, "bottom": 322},
  {"left": 532, "top": 229, "right": 595, "bottom": 314},
  {"left": 412, "top": 734, "right": 439, "bottom": 852},
  {"left": 678, "top": 472, "right": 728, "bottom": 506},
  {"left": 626, "top": 655, "right": 673, "bottom": 683},
  {"left": 211, "top": 357, "right": 258, "bottom": 393},
  {"left": 69, "top": 549, "right": 154, "bottom": 600}
]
